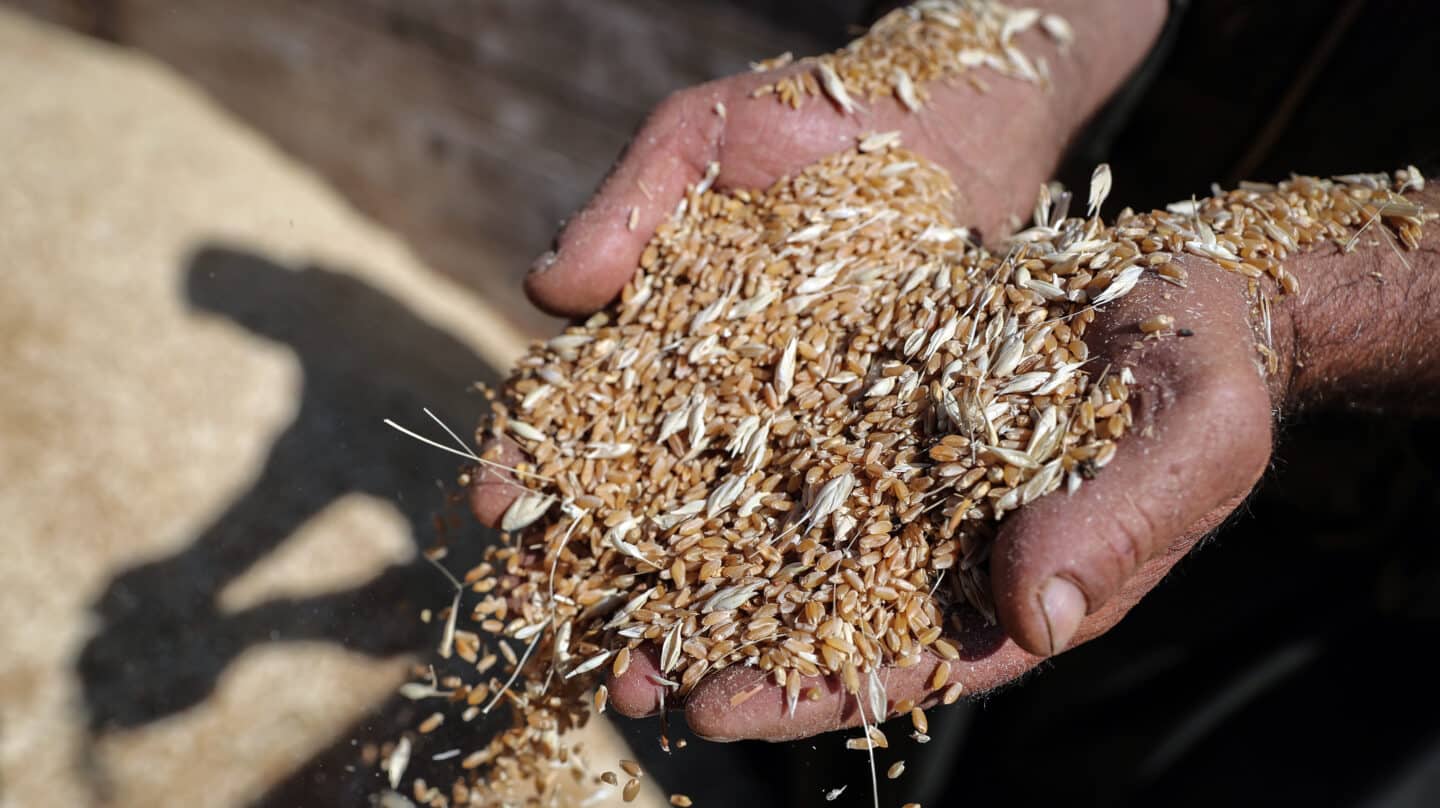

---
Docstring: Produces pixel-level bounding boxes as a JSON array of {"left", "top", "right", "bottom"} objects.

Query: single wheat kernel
[{"left": 1139, "top": 314, "right": 1175, "bottom": 333}]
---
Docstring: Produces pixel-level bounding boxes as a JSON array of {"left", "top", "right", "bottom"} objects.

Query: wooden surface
[{"left": 7, "top": 0, "right": 865, "bottom": 336}]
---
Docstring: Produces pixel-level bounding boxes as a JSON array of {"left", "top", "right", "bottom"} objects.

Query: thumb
[
  {"left": 524, "top": 87, "right": 725, "bottom": 317},
  {"left": 990, "top": 347, "right": 1274, "bottom": 657}
]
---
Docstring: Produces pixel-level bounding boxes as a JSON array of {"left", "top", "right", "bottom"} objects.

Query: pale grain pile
[{"left": 372, "top": 2, "right": 1435, "bottom": 806}]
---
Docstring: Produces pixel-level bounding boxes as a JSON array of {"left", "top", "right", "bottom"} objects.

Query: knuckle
[
  {"left": 1095, "top": 492, "right": 1160, "bottom": 588},
  {"left": 1186, "top": 369, "right": 1274, "bottom": 480}
]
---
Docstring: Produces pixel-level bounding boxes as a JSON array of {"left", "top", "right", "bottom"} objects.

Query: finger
[
  {"left": 523, "top": 86, "right": 726, "bottom": 317},
  {"left": 467, "top": 436, "right": 528, "bottom": 529},
  {"left": 605, "top": 645, "right": 669, "bottom": 719},
  {"left": 990, "top": 261, "right": 1275, "bottom": 657},
  {"left": 678, "top": 607, "right": 1021, "bottom": 742},
  {"left": 682, "top": 638, "right": 1036, "bottom": 742}
]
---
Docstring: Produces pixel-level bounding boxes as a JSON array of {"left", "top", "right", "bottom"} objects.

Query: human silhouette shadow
[{"left": 78, "top": 246, "right": 501, "bottom": 731}]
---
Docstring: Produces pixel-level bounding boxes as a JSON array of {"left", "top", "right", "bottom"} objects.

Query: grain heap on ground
[
  {"left": 752, "top": 0, "right": 1073, "bottom": 112},
  {"left": 386, "top": 135, "right": 1430, "bottom": 806}
]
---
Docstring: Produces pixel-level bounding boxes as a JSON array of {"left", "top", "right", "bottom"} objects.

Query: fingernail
[
  {"left": 528, "top": 249, "right": 558, "bottom": 276},
  {"left": 1039, "top": 577, "right": 1086, "bottom": 655}
]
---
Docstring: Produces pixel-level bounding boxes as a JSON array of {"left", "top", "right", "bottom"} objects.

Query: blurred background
[{"left": 1, "top": 1, "right": 1438, "bottom": 806}]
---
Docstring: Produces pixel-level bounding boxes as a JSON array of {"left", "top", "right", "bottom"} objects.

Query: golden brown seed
[
  {"left": 613, "top": 647, "right": 632, "bottom": 677},
  {"left": 670, "top": 795, "right": 694, "bottom": 807},
  {"left": 911, "top": 707, "right": 929, "bottom": 734},
  {"left": 623, "top": 778, "right": 641, "bottom": 802},
  {"left": 941, "top": 681, "right": 965, "bottom": 705},
  {"left": 1278, "top": 269, "right": 1300, "bottom": 295},
  {"left": 601, "top": 771, "right": 619, "bottom": 786},
  {"left": 620, "top": 759, "right": 642, "bottom": 778},
  {"left": 1139, "top": 313, "right": 1175, "bottom": 333},
  {"left": 887, "top": 760, "right": 906, "bottom": 779},
  {"left": 929, "top": 661, "right": 951, "bottom": 691}
]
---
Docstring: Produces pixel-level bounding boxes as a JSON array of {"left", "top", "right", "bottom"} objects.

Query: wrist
[{"left": 1279, "top": 186, "right": 1440, "bottom": 412}]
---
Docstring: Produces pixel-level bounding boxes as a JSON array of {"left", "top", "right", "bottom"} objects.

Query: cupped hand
[{"left": 601, "top": 257, "right": 1279, "bottom": 741}]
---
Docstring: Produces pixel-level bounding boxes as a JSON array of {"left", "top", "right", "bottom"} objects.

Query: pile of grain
[{"left": 380, "top": 135, "right": 1430, "bottom": 807}]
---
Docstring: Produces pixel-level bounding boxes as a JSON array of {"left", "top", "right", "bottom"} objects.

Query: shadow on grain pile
[{"left": 74, "top": 246, "right": 500, "bottom": 800}]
